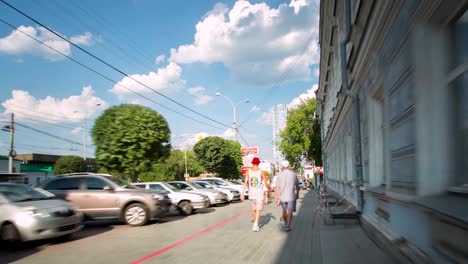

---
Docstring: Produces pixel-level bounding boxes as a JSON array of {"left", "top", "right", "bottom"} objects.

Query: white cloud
[
  {"left": 1, "top": 86, "right": 107, "bottom": 123},
  {"left": 169, "top": 0, "right": 320, "bottom": 85},
  {"left": 186, "top": 86, "right": 214, "bottom": 105},
  {"left": 288, "top": 83, "right": 317, "bottom": 109},
  {"left": 155, "top": 54, "right": 166, "bottom": 64},
  {"left": 69, "top": 32, "right": 93, "bottom": 46},
  {"left": 70, "top": 127, "right": 82, "bottom": 135},
  {"left": 314, "top": 67, "right": 319, "bottom": 77},
  {"left": 257, "top": 110, "right": 274, "bottom": 125},
  {"left": 110, "top": 62, "right": 186, "bottom": 99},
  {"left": 0, "top": 26, "right": 94, "bottom": 60},
  {"left": 250, "top": 105, "right": 260, "bottom": 112}
]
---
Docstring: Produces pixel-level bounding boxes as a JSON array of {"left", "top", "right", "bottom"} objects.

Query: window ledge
[
  {"left": 412, "top": 193, "right": 468, "bottom": 226},
  {"left": 447, "top": 184, "right": 468, "bottom": 195}
]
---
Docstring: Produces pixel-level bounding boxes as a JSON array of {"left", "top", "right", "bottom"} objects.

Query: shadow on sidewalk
[{"left": 272, "top": 190, "right": 393, "bottom": 264}]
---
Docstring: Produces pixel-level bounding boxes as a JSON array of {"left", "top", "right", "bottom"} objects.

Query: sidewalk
[{"left": 270, "top": 190, "right": 394, "bottom": 264}]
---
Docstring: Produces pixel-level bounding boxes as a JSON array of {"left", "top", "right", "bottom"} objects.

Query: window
[
  {"left": 36, "top": 177, "right": 41, "bottom": 184},
  {"left": 149, "top": 184, "right": 166, "bottom": 192},
  {"left": 85, "top": 177, "right": 109, "bottom": 190},
  {"left": 23, "top": 178, "right": 29, "bottom": 185},
  {"left": 450, "top": 9, "right": 468, "bottom": 189},
  {"left": 44, "top": 177, "right": 81, "bottom": 191}
]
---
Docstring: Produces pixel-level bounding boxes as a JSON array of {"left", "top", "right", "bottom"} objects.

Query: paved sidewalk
[{"left": 270, "top": 190, "right": 394, "bottom": 264}]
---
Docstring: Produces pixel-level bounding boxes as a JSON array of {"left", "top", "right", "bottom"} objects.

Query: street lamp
[
  {"left": 215, "top": 92, "right": 250, "bottom": 142},
  {"left": 74, "top": 103, "right": 102, "bottom": 161}
]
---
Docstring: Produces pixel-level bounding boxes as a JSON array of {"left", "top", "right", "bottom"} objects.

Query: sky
[{"left": 0, "top": 0, "right": 320, "bottom": 161}]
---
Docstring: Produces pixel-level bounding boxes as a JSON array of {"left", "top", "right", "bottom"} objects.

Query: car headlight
[{"left": 152, "top": 194, "right": 164, "bottom": 200}]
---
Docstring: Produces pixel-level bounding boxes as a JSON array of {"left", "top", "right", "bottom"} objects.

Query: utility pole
[
  {"left": 83, "top": 117, "right": 87, "bottom": 161},
  {"left": 184, "top": 147, "right": 189, "bottom": 181},
  {"left": 8, "top": 113, "right": 15, "bottom": 174}
]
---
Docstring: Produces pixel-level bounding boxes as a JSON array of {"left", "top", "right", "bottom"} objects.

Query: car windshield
[
  {"left": 188, "top": 182, "right": 204, "bottom": 189},
  {"left": 211, "top": 180, "right": 228, "bottom": 186},
  {"left": 229, "top": 181, "right": 242, "bottom": 185},
  {"left": 161, "top": 182, "right": 179, "bottom": 191},
  {"left": 0, "top": 184, "right": 55, "bottom": 202},
  {"left": 105, "top": 177, "right": 136, "bottom": 189}
]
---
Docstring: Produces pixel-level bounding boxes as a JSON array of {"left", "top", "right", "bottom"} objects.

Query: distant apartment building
[
  {"left": 318, "top": 0, "right": 467, "bottom": 263},
  {"left": 272, "top": 104, "right": 287, "bottom": 166}
]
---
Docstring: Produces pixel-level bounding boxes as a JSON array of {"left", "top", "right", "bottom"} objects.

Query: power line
[
  {"left": 4, "top": 103, "right": 81, "bottom": 122},
  {"left": 238, "top": 32, "right": 316, "bottom": 127},
  {"left": 0, "top": 17, "right": 225, "bottom": 131},
  {"left": 16, "top": 122, "right": 83, "bottom": 146},
  {"left": 0, "top": 0, "right": 231, "bottom": 129}
]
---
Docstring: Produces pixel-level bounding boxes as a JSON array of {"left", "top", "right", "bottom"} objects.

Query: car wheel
[
  {"left": 1, "top": 223, "right": 21, "bottom": 246},
  {"left": 123, "top": 203, "right": 149, "bottom": 226},
  {"left": 178, "top": 201, "right": 193, "bottom": 216}
]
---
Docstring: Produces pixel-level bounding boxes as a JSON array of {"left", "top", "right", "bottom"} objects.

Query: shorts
[
  {"left": 250, "top": 199, "right": 264, "bottom": 211},
  {"left": 280, "top": 201, "right": 296, "bottom": 212}
]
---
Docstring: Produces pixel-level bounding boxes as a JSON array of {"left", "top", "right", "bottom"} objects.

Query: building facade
[
  {"left": 272, "top": 103, "right": 288, "bottom": 165},
  {"left": 317, "top": 0, "right": 467, "bottom": 263}
]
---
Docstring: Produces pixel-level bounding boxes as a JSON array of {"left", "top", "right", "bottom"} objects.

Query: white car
[
  {"left": 196, "top": 178, "right": 248, "bottom": 196},
  {"left": 168, "top": 181, "right": 228, "bottom": 206},
  {"left": 133, "top": 182, "right": 210, "bottom": 216},
  {"left": 193, "top": 181, "right": 241, "bottom": 202}
]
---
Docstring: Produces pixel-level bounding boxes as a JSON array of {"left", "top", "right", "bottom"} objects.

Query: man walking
[
  {"left": 275, "top": 160, "right": 300, "bottom": 231},
  {"left": 241, "top": 157, "right": 270, "bottom": 232}
]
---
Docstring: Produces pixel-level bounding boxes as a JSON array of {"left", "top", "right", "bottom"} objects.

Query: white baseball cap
[{"left": 281, "top": 160, "right": 290, "bottom": 168}]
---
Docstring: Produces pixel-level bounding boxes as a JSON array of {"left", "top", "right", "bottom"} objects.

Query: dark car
[{"left": 37, "top": 173, "right": 171, "bottom": 226}]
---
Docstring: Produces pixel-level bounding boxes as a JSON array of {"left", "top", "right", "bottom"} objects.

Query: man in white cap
[{"left": 275, "top": 160, "right": 300, "bottom": 231}]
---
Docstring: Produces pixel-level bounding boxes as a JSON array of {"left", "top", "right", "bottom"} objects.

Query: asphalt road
[
  {"left": 1, "top": 191, "right": 393, "bottom": 264},
  {"left": 0, "top": 197, "right": 291, "bottom": 264}
]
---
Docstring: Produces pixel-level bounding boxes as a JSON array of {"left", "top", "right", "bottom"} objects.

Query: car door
[
  {"left": 79, "top": 177, "right": 120, "bottom": 218},
  {"left": 42, "top": 177, "right": 84, "bottom": 206}
]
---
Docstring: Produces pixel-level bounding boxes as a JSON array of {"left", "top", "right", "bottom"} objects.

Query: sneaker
[
  {"left": 285, "top": 226, "right": 291, "bottom": 232},
  {"left": 253, "top": 223, "right": 260, "bottom": 232}
]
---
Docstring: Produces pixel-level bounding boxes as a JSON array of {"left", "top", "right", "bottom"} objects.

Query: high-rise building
[{"left": 272, "top": 104, "right": 287, "bottom": 166}]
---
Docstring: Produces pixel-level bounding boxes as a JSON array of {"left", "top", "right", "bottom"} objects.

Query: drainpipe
[
  {"left": 317, "top": 99, "right": 327, "bottom": 192},
  {"left": 340, "top": 0, "right": 364, "bottom": 212}
]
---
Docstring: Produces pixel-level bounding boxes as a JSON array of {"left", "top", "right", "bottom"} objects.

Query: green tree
[
  {"left": 279, "top": 98, "right": 322, "bottom": 168},
  {"left": 193, "top": 137, "right": 242, "bottom": 179},
  {"left": 91, "top": 104, "right": 171, "bottom": 181},
  {"left": 54, "top": 155, "right": 87, "bottom": 174},
  {"left": 135, "top": 150, "right": 205, "bottom": 182}
]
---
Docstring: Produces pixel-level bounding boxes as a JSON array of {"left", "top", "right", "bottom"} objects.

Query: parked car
[
  {"left": 196, "top": 178, "right": 247, "bottom": 196},
  {"left": 132, "top": 182, "right": 210, "bottom": 216},
  {"left": 0, "top": 183, "right": 82, "bottom": 244},
  {"left": 167, "top": 181, "right": 228, "bottom": 206},
  {"left": 192, "top": 180, "right": 241, "bottom": 202},
  {"left": 37, "top": 173, "right": 172, "bottom": 227}
]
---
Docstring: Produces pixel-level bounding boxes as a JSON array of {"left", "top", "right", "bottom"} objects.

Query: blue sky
[{"left": 0, "top": 0, "right": 319, "bottom": 161}]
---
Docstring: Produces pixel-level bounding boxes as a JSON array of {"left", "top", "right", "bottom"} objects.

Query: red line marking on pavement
[{"left": 130, "top": 210, "right": 249, "bottom": 264}]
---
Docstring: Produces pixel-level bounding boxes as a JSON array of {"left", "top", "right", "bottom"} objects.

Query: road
[{"left": 0, "top": 191, "right": 393, "bottom": 264}]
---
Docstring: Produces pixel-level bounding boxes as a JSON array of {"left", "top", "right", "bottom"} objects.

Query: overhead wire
[
  {"left": 0, "top": 0, "right": 231, "bottom": 130},
  {"left": 238, "top": 32, "right": 317, "bottom": 128},
  {"left": 0, "top": 16, "right": 226, "bottom": 131},
  {"left": 16, "top": 122, "right": 83, "bottom": 146}
]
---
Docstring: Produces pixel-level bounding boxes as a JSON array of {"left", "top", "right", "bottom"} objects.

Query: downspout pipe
[
  {"left": 316, "top": 99, "right": 327, "bottom": 192},
  {"left": 340, "top": 0, "right": 364, "bottom": 212}
]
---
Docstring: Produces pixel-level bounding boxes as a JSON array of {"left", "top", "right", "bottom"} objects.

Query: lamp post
[
  {"left": 215, "top": 92, "right": 250, "bottom": 142},
  {"left": 74, "top": 103, "right": 102, "bottom": 161}
]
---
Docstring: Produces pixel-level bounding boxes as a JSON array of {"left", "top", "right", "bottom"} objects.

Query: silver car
[
  {"left": 193, "top": 181, "right": 241, "bottom": 202},
  {"left": 0, "top": 183, "right": 82, "bottom": 244},
  {"left": 196, "top": 178, "right": 247, "bottom": 196},
  {"left": 133, "top": 182, "right": 210, "bottom": 216},
  {"left": 168, "top": 181, "right": 228, "bottom": 206}
]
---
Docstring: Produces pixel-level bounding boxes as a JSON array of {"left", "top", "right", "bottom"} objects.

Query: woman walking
[{"left": 241, "top": 157, "right": 271, "bottom": 232}]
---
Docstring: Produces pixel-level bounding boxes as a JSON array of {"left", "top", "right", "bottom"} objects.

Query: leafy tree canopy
[
  {"left": 54, "top": 155, "right": 87, "bottom": 175},
  {"left": 193, "top": 137, "right": 242, "bottom": 179},
  {"left": 92, "top": 104, "right": 171, "bottom": 181},
  {"left": 137, "top": 149, "right": 205, "bottom": 182},
  {"left": 279, "top": 98, "right": 322, "bottom": 168}
]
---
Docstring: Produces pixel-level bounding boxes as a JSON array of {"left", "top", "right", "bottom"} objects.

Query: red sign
[{"left": 241, "top": 146, "right": 259, "bottom": 156}]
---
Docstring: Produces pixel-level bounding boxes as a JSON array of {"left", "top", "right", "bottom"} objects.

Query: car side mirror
[
  {"left": 186, "top": 187, "right": 193, "bottom": 190},
  {"left": 103, "top": 186, "right": 114, "bottom": 192}
]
